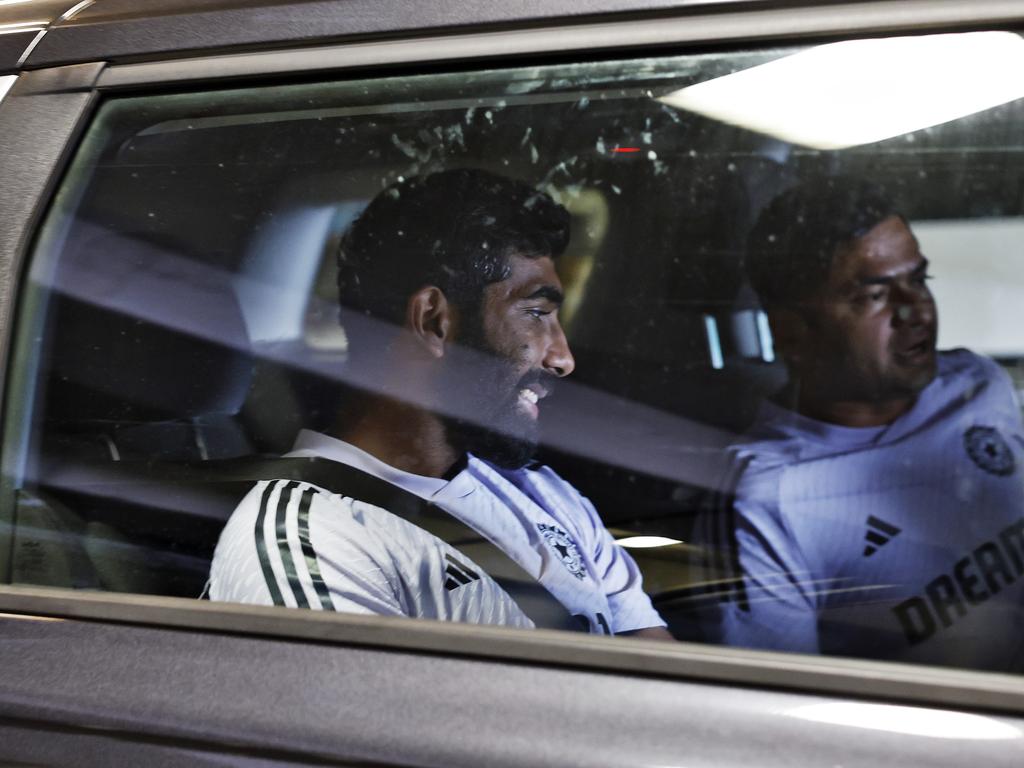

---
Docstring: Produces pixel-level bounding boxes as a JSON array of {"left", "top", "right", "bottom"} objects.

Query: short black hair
[
  {"left": 337, "top": 168, "right": 570, "bottom": 324},
  {"left": 746, "top": 176, "right": 901, "bottom": 309}
]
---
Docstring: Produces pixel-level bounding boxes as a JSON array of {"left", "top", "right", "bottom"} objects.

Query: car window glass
[{"left": 5, "top": 31, "right": 1024, "bottom": 671}]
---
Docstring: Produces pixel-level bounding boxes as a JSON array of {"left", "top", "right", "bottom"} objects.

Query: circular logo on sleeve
[
  {"left": 964, "top": 426, "right": 1015, "bottom": 476},
  {"left": 537, "top": 523, "right": 587, "bottom": 580}
]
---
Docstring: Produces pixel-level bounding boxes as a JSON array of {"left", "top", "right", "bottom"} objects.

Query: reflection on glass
[
  {"left": 788, "top": 702, "right": 1022, "bottom": 740},
  {"left": 693, "top": 175, "right": 1024, "bottom": 671},
  {"left": 4, "top": 30, "right": 1024, "bottom": 673},
  {"left": 661, "top": 33, "right": 1024, "bottom": 149},
  {"left": 0, "top": 74, "right": 17, "bottom": 104}
]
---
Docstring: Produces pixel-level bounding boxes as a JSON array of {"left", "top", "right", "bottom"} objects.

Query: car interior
[{"left": 7, "top": 45, "right": 1024, "bottom": 640}]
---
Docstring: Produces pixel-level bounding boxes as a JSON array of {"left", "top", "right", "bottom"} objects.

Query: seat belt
[{"left": 213, "top": 456, "right": 588, "bottom": 633}]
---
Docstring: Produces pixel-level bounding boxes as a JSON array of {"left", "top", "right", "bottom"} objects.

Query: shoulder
[
  {"left": 229, "top": 477, "right": 351, "bottom": 517},
  {"left": 217, "top": 479, "right": 361, "bottom": 555},
  {"left": 939, "top": 347, "right": 992, "bottom": 376},
  {"left": 222, "top": 477, "right": 439, "bottom": 552},
  {"left": 730, "top": 426, "right": 801, "bottom": 485},
  {"left": 469, "top": 458, "right": 603, "bottom": 538},
  {"left": 937, "top": 348, "right": 1018, "bottom": 409},
  {"left": 719, "top": 412, "right": 801, "bottom": 525},
  {"left": 523, "top": 462, "right": 581, "bottom": 494},
  {"left": 939, "top": 347, "right": 1008, "bottom": 387},
  {"left": 511, "top": 461, "right": 599, "bottom": 516},
  {"left": 470, "top": 457, "right": 588, "bottom": 504}
]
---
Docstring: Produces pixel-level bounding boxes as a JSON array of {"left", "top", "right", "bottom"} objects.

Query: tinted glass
[{"left": 5, "top": 31, "right": 1024, "bottom": 670}]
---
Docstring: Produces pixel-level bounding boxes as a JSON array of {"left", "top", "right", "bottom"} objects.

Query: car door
[{"left": 2, "top": 1, "right": 1024, "bottom": 765}]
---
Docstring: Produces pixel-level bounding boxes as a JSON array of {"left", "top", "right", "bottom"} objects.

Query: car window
[{"left": 5, "top": 29, "right": 1024, "bottom": 670}]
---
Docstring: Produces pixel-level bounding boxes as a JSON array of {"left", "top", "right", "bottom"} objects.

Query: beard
[
  {"left": 439, "top": 333, "right": 555, "bottom": 470},
  {"left": 445, "top": 368, "right": 553, "bottom": 469},
  {"left": 445, "top": 413, "right": 536, "bottom": 470}
]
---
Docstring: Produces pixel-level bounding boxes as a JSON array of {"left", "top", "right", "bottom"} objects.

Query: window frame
[{"left": 2, "top": 0, "right": 1024, "bottom": 720}]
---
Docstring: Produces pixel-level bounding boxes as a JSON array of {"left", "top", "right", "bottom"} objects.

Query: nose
[
  {"left": 543, "top": 322, "right": 575, "bottom": 378},
  {"left": 893, "top": 281, "right": 934, "bottom": 327}
]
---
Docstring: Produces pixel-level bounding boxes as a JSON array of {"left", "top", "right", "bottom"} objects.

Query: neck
[
  {"left": 333, "top": 394, "right": 461, "bottom": 478},
  {"left": 796, "top": 389, "right": 915, "bottom": 428}
]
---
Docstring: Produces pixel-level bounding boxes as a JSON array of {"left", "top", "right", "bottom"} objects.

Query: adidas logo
[
  {"left": 444, "top": 554, "right": 480, "bottom": 591},
  {"left": 863, "top": 515, "right": 902, "bottom": 557}
]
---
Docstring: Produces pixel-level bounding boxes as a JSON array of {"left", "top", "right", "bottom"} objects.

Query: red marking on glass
[{"left": 613, "top": 147, "right": 641, "bottom": 153}]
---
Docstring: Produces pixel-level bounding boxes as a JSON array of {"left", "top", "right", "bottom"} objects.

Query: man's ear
[
  {"left": 767, "top": 307, "right": 808, "bottom": 363},
  {"left": 406, "top": 286, "right": 454, "bottom": 359}
]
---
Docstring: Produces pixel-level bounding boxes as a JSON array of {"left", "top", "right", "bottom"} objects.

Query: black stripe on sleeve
[
  {"left": 445, "top": 565, "right": 472, "bottom": 586},
  {"left": 254, "top": 481, "right": 286, "bottom": 607},
  {"left": 445, "top": 553, "right": 480, "bottom": 581},
  {"left": 865, "top": 529, "right": 890, "bottom": 547},
  {"left": 867, "top": 514, "right": 901, "bottom": 536},
  {"left": 273, "top": 481, "right": 310, "bottom": 609},
  {"left": 296, "top": 486, "right": 335, "bottom": 611}
]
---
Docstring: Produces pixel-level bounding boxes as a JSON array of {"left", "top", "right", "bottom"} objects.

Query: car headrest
[{"left": 44, "top": 223, "right": 254, "bottom": 422}]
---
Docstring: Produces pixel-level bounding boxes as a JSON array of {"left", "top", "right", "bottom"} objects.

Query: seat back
[{"left": 21, "top": 224, "right": 257, "bottom": 595}]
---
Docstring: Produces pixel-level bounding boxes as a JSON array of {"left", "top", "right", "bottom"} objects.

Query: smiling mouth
[{"left": 517, "top": 387, "right": 542, "bottom": 418}]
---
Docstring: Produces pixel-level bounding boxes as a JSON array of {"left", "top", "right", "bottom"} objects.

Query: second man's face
[{"left": 798, "top": 215, "right": 939, "bottom": 412}]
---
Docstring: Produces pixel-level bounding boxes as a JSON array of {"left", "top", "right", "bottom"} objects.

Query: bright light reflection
[
  {"left": 0, "top": 75, "right": 16, "bottom": 103},
  {"left": 788, "top": 702, "right": 1022, "bottom": 740},
  {"left": 60, "top": 0, "right": 93, "bottom": 22},
  {"left": 660, "top": 32, "right": 1024, "bottom": 150},
  {"left": 0, "top": 21, "right": 45, "bottom": 34},
  {"left": 616, "top": 536, "right": 683, "bottom": 549}
]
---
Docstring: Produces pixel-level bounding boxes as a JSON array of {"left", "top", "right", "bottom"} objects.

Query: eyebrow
[
  {"left": 523, "top": 285, "right": 565, "bottom": 305},
  {"left": 856, "top": 257, "right": 930, "bottom": 287}
]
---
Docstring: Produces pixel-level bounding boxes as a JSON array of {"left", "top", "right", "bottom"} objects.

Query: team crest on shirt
[
  {"left": 537, "top": 523, "right": 586, "bottom": 580},
  {"left": 964, "top": 426, "right": 1015, "bottom": 477}
]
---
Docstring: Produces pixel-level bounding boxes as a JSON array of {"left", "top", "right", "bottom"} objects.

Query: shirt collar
[
  {"left": 752, "top": 351, "right": 972, "bottom": 450},
  {"left": 755, "top": 399, "right": 888, "bottom": 448},
  {"left": 289, "top": 429, "right": 476, "bottom": 501}
]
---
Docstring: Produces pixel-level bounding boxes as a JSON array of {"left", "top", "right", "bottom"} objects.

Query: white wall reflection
[{"left": 788, "top": 702, "right": 1022, "bottom": 740}]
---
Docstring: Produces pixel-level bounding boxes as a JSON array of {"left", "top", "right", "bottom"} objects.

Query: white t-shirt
[
  {"left": 209, "top": 431, "right": 664, "bottom": 634},
  {"left": 699, "top": 349, "right": 1024, "bottom": 670}
]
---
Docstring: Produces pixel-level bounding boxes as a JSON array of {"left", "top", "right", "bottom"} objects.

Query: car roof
[
  {"left": 0, "top": 0, "right": 74, "bottom": 72},
  {"left": 1, "top": 0, "right": 787, "bottom": 74}
]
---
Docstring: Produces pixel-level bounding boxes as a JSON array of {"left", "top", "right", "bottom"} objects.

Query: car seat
[{"left": 12, "top": 223, "right": 256, "bottom": 596}]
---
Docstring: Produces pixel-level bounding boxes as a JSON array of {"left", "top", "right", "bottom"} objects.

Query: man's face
[
  {"left": 793, "top": 215, "right": 938, "bottom": 420},
  {"left": 444, "top": 253, "right": 575, "bottom": 468}
]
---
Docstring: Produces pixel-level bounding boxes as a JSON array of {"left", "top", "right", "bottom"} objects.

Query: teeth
[{"left": 520, "top": 388, "right": 539, "bottom": 405}]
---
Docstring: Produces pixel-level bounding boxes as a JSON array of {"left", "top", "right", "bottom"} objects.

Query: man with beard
[
  {"left": 209, "top": 168, "right": 669, "bottom": 638},
  {"left": 699, "top": 176, "right": 1024, "bottom": 670}
]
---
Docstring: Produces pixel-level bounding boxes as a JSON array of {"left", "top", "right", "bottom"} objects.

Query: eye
[
  {"left": 853, "top": 287, "right": 887, "bottom": 305},
  {"left": 525, "top": 307, "right": 552, "bottom": 321}
]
